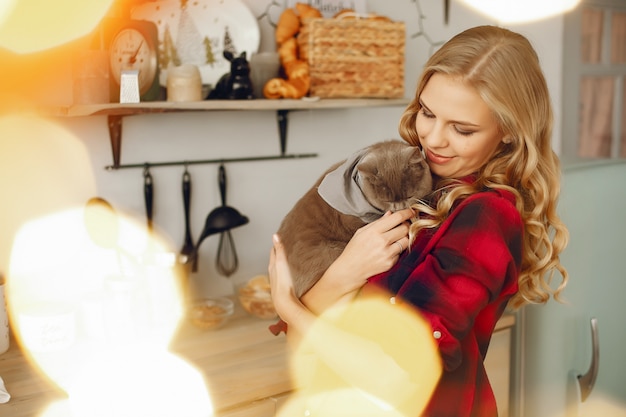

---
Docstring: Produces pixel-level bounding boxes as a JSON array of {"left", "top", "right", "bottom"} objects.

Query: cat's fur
[{"left": 277, "top": 140, "right": 432, "bottom": 298}]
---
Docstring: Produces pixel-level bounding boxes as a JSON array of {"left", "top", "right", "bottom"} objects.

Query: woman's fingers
[
  {"left": 357, "top": 208, "right": 413, "bottom": 247},
  {"left": 269, "top": 235, "right": 286, "bottom": 290},
  {"left": 268, "top": 234, "right": 298, "bottom": 316},
  {"left": 391, "top": 236, "right": 409, "bottom": 255},
  {"left": 334, "top": 208, "right": 413, "bottom": 279},
  {"left": 365, "top": 208, "right": 414, "bottom": 233}
]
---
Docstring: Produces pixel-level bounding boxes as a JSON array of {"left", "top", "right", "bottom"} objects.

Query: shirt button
[
  {"left": 433, "top": 330, "right": 442, "bottom": 339},
  {"left": 389, "top": 296, "right": 396, "bottom": 304}
]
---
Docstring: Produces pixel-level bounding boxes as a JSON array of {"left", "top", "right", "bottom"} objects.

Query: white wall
[{"left": 5, "top": 0, "right": 566, "bottom": 298}]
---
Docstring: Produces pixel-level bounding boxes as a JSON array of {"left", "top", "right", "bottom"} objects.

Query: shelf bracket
[
  {"left": 108, "top": 115, "right": 123, "bottom": 169},
  {"left": 277, "top": 109, "right": 289, "bottom": 155}
]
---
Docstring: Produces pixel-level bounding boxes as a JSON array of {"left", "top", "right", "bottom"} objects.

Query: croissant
[
  {"left": 289, "top": 75, "right": 310, "bottom": 96},
  {"left": 264, "top": 57, "right": 310, "bottom": 98},
  {"left": 333, "top": 9, "right": 392, "bottom": 22},
  {"left": 284, "top": 60, "right": 308, "bottom": 80},
  {"left": 333, "top": 9, "right": 355, "bottom": 18},
  {"left": 296, "top": 2, "right": 322, "bottom": 19},
  {"left": 278, "top": 38, "right": 298, "bottom": 66},
  {"left": 275, "top": 8, "right": 300, "bottom": 44},
  {"left": 263, "top": 77, "right": 309, "bottom": 99},
  {"left": 368, "top": 13, "right": 393, "bottom": 22},
  {"left": 265, "top": 4, "right": 320, "bottom": 99}
]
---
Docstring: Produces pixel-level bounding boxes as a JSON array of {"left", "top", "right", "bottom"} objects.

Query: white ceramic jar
[{"left": 167, "top": 64, "right": 203, "bottom": 102}]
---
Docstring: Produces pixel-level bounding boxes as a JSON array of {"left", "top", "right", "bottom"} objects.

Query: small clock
[{"left": 104, "top": 18, "right": 160, "bottom": 102}]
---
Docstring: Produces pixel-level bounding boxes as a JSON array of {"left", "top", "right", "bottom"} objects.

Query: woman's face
[{"left": 415, "top": 73, "right": 505, "bottom": 179}]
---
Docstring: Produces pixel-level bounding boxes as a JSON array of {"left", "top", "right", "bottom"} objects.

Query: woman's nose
[{"left": 423, "top": 122, "right": 448, "bottom": 148}]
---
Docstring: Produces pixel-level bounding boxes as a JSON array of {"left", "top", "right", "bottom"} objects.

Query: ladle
[{"left": 195, "top": 164, "right": 248, "bottom": 275}]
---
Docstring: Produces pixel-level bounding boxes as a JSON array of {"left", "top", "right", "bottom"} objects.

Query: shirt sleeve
[{"left": 392, "top": 190, "right": 523, "bottom": 371}]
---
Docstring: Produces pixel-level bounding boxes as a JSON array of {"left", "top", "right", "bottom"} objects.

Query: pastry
[
  {"left": 296, "top": 2, "right": 322, "bottom": 19},
  {"left": 263, "top": 4, "right": 319, "bottom": 99},
  {"left": 275, "top": 7, "right": 300, "bottom": 44}
]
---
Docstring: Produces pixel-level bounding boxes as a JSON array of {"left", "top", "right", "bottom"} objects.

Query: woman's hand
[
  {"left": 339, "top": 207, "right": 414, "bottom": 282},
  {"left": 268, "top": 234, "right": 314, "bottom": 335},
  {"left": 268, "top": 233, "right": 298, "bottom": 318},
  {"left": 302, "top": 207, "right": 414, "bottom": 314}
]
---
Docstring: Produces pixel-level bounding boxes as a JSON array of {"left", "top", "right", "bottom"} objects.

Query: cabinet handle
[{"left": 577, "top": 317, "right": 599, "bottom": 402}]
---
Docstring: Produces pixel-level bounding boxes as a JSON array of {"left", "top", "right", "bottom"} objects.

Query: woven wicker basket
[{"left": 298, "top": 17, "right": 405, "bottom": 98}]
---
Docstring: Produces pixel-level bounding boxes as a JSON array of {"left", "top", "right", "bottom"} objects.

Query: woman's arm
[
  {"left": 268, "top": 208, "right": 413, "bottom": 332},
  {"left": 268, "top": 233, "right": 317, "bottom": 335},
  {"left": 300, "top": 208, "right": 415, "bottom": 315}
]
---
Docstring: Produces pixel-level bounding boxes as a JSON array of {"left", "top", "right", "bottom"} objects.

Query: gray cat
[{"left": 277, "top": 139, "right": 432, "bottom": 298}]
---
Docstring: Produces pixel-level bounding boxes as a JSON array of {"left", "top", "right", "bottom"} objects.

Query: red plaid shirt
[{"left": 367, "top": 186, "right": 522, "bottom": 417}]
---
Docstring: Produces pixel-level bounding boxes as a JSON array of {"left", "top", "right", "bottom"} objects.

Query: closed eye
[
  {"left": 420, "top": 99, "right": 476, "bottom": 136},
  {"left": 418, "top": 100, "right": 434, "bottom": 118},
  {"left": 420, "top": 109, "right": 435, "bottom": 119},
  {"left": 454, "top": 126, "right": 475, "bottom": 136}
]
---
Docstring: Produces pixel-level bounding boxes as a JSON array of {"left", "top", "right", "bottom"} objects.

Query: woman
[{"left": 269, "top": 25, "right": 569, "bottom": 417}]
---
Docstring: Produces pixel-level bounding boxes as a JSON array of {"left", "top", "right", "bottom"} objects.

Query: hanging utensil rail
[{"left": 105, "top": 152, "right": 317, "bottom": 170}]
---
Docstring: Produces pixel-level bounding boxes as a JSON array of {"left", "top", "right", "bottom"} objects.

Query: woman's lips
[{"left": 426, "top": 149, "right": 453, "bottom": 165}]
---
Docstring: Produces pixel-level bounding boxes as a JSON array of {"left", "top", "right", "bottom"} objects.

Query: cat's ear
[
  {"left": 357, "top": 160, "right": 378, "bottom": 177},
  {"left": 356, "top": 149, "right": 379, "bottom": 177},
  {"left": 405, "top": 145, "right": 425, "bottom": 162}
]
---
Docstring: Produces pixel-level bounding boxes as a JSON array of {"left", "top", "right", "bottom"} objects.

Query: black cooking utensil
[
  {"left": 144, "top": 165, "right": 154, "bottom": 233},
  {"left": 196, "top": 164, "right": 248, "bottom": 247},
  {"left": 213, "top": 164, "right": 243, "bottom": 276},
  {"left": 180, "top": 166, "right": 198, "bottom": 271},
  {"left": 195, "top": 164, "right": 248, "bottom": 276},
  {"left": 216, "top": 228, "right": 239, "bottom": 276}
]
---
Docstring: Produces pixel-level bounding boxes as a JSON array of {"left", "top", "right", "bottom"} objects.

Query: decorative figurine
[{"left": 207, "top": 51, "right": 254, "bottom": 100}]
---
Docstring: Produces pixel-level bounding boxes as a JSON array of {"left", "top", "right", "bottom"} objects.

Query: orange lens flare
[
  {"left": 280, "top": 293, "right": 443, "bottom": 417},
  {"left": 2, "top": 114, "right": 210, "bottom": 416},
  {"left": 0, "top": 0, "right": 114, "bottom": 53}
]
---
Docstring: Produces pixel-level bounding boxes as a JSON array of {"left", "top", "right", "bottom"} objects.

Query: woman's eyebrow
[{"left": 419, "top": 98, "right": 482, "bottom": 128}]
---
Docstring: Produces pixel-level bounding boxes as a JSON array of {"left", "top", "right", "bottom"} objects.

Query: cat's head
[{"left": 357, "top": 140, "right": 432, "bottom": 212}]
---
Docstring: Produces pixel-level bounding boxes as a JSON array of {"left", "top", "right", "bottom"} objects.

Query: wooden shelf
[
  {"left": 49, "top": 97, "right": 410, "bottom": 117},
  {"left": 48, "top": 98, "right": 411, "bottom": 169}
]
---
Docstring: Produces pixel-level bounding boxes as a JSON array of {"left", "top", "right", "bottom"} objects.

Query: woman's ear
[{"left": 502, "top": 135, "right": 513, "bottom": 144}]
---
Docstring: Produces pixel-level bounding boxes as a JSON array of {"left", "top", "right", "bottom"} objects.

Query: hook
[
  {"left": 143, "top": 163, "right": 152, "bottom": 179},
  {"left": 577, "top": 317, "right": 599, "bottom": 402}
]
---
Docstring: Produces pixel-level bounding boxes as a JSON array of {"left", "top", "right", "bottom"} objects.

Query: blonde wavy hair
[{"left": 399, "top": 26, "right": 568, "bottom": 309}]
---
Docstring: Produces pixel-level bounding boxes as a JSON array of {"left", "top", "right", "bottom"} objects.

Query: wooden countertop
[
  {"left": 0, "top": 304, "right": 514, "bottom": 417},
  {"left": 0, "top": 305, "right": 291, "bottom": 417},
  {"left": 168, "top": 311, "right": 291, "bottom": 413}
]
